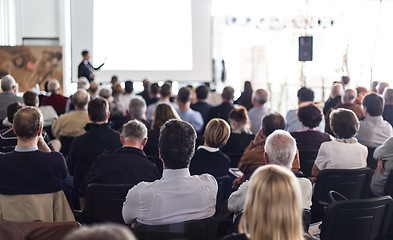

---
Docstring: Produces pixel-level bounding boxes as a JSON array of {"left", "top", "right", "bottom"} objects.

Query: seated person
[
  {"left": 122, "top": 119, "right": 217, "bottom": 225},
  {"left": 290, "top": 103, "right": 331, "bottom": 151},
  {"left": 81, "top": 120, "right": 160, "bottom": 194},
  {"left": 383, "top": 88, "right": 393, "bottom": 127},
  {"left": 190, "top": 118, "right": 231, "bottom": 178},
  {"left": 312, "top": 108, "right": 368, "bottom": 179},
  {"left": 370, "top": 136, "right": 393, "bottom": 196},
  {"left": 356, "top": 93, "right": 393, "bottom": 148},
  {"left": 64, "top": 224, "right": 136, "bottom": 240},
  {"left": 0, "top": 107, "right": 72, "bottom": 222},
  {"left": 175, "top": 87, "right": 204, "bottom": 132},
  {"left": 228, "top": 130, "right": 312, "bottom": 213}
]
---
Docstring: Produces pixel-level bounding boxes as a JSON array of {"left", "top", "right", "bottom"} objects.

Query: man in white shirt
[
  {"left": 356, "top": 93, "right": 393, "bottom": 148},
  {"left": 122, "top": 119, "right": 217, "bottom": 225},
  {"left": 248, "top": 89, "right": 268, "bottom": 134},
  {"left": 228, "top": 130, "right": 312, "bottom": 212},
  {"left": 146, "top": 83, "right": 177, "bottom": 122},
  {"left": 176, "top": 87, "right": 204, "bottom": 132}
]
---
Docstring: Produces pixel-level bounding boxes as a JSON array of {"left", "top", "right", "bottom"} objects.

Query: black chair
[
  {"left": 298, "top": 150, "right": 319, "bottom": 178},
  {"left": 134, "top": 217, "right": 217, "bottom": 240},
  {"left": 367, "top": 147, "right": 377, "bottom": 170},
  {"left": 320, "top": 196, "right": 393, "bottom": 240},
  {"left": 311, "top": 168, "right": 372, "bottom": 223},
  {"left": 60, "top": 136, "right": 75, "bottom": 158},
  {"left": 81, "top": 183, "right": 134, "bottom": 224},
  {"left": 216, "top": 175, "right": 233, "bottom": 214}
]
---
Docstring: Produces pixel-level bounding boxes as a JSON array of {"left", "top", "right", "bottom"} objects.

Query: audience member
[
  {"left": 248, "top": 89, "right": 268, "bottom": 134},
  {"left": 109, "top": 82, "right": 126, "bottom": 117},
  {"left": 190, "top": 118, "right": 231, "bottom": 178},
  {"left": 146, "top": 83, "right": 177, "bottom": 121},
  {"left": 371, "top": 80, "right": 379, "bottom": 93},
  {"left": 290, "top": 103, "right": 331, "bottom": 151},
  {"left": 323, "top": 83, "right": 344, "bottom": 115},
  {"left": 312, "top": 108, "right": 367, "bottom": 178},
  {"left": 67, "top": 98, "right": 122, "bottom": 201},
  {"left": 236, "top": 165, "right": 304, "bottom": 240},
  {"left": 382, "top": 88, "right": 393, "bottom": 127},
  {"left": 229, "top": 130, "right": 312, "bottom": 214},
  {"left": 122, "top": 119, "right": 217, "bottom": 225},
  {"left": 65, "top": 77, "right": 90, "bottom": 113},
  {"left": 0, "top": 75, "right": 23, "bottom": 120},
  {"left": 88, "top": 81, "right": 99, "bottom": 99},
  {"left": 137, "top": 79, "right": 151, "bottom": 103},
  {"left": 356, "top": 93, "right": 393, "bottom": 148},
  {"left": 370, "top": 136, "right": 393, "bottom": 196},
  {"left": 81, "top": 120, "right": 159, "bottom": 195},
  {"left": 23, "top": 90, "right": 58, "bottom": 127},
  {"left": 378, "top": 82, "right": 390, "bottom": 95},
  {"left": 205, "top": 86, "right": 235, "bottom": 124},
  {"left": 41, "top": 79, "right": 68, "bottom": 115},
  {"left": 64, "top": 224, "right": 136, "bottom": 240},
  {"left": 175, "top": 87, "right": 204, "bottom": 132},
  {"left": 355, "top": 86, "right": 368, "bottom": 104},
  {"left": 234, "top": 81, "right": 253, "bottom": 110},
  {"left": 0, "top": 107, "right": 72, "bottom": 222},
  {"left": 146, "top": 83, "right": 160, "bottom": 106},
  {"left": 117, "top": 80, "right": 137, "bottom": 116},
  {"left": 190, "top": 85, "right": 212, "bottom": 123},
  {"left": 128, "top": 97, "right": 151, "bottom": 130},
  {"left": 286, "top": 87, "right": 325, "bottom": 132},
  {"left": 98, "top": 87, "right": 112, "bottom": 99},
  {"left": 51, "top": 89, "right": 90, "bottom": 139}
]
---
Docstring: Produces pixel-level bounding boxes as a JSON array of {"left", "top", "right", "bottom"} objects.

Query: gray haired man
[{"left": 0, "top": 75, "right": 22, "bottom": 120}]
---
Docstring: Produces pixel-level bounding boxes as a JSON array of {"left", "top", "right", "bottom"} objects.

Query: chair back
[
  {"left": 59, "top": 136, "right": 75, "bottom": 157},
  {"left": 320, "top": 196, "right": 393, "bottom": 240},
  {"left": 384, "top": 171, "right": 393, "bottom": 197},
  {"left": 311, "top": 168, "right": 372, "bottom": 222},
  {"left": 298, "top": 150, "right": 319, "bottom": 178},
  {"left": 220, "top": 233, "right": 248, "bottom": 240},
  {"left": 367, "top": 147, "right": 377, "bottom": 170},
  {"left": 82, "top": 183, "right": 134, "bottom": 224},
  {"left": 226, "top": 153, "right": 245, "bottom": 168},
  {"left": 134, "top": 217, "right": 217, "bottom": 240},
  {"left": 216, "top": 175, "right": 233, "bottom": 213}
]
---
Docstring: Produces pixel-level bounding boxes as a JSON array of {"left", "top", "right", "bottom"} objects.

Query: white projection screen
[{"left": 71, "top": 0, "right": 211, "bottom": 83}]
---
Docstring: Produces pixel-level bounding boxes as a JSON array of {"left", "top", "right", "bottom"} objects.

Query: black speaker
[{"left": 299, "top": 36, "right": 313, "bottom": 61}]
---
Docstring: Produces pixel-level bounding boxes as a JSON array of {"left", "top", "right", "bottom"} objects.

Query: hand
[
  {"left": 377, "top": 160, "right": 384, "bottom": 172},
  {"left": 253, "top": 129, "right": 266, "bottom": 146}
]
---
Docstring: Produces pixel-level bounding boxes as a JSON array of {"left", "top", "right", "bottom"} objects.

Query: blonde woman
[
  {"left": 239, "top": 165, "right": 304, "bottom": 240},
  {"left": 190, "top": 118, "right": 231, "bottom": 178}
]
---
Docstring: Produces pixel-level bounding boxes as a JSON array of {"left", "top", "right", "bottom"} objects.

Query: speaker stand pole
[{"left": 300, "top": 61, "right": 306, "bottom": 87}]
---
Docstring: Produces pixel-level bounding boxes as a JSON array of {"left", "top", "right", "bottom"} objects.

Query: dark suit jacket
[
  {"left": 191, "top": 101, "right": 212, "bottom": 123},
  {"left": 221, "top": 132, "right": 255, "bottom": 167},
  {"left": 81, "top": 147, "right": 160, "bottom": 195},
  {"left": 190, "top": 148, "right": 230, "bottom": 178},
  {"left": 290, "top": 130, "right": 331, "bottom": 151},
  {"left": 383, "top": 105, "right": 393, "bottom": 127},
  {"left": 205, "top": 102, "right": 234, "bottom": 125},
  {"left": 77, "top": 61, "right": 104, "bottom": 82}
]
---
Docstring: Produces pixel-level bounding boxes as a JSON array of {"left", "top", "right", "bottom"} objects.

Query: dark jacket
[
  {"left": 383, "top": 105, "right": 393, "bottom": 127},
  {"left": 67, "top": 123, "right": 122, "bottom": 195},
  {"left": 191, "top": 101, "right": 212, "bottom": 123},
  {"left": 290, "top": 130, "right": 331, "bottom": 151},
  {"left": 77, "top": 61, "right": 104, "bottom": 82},
  {"left": 205, "top": 102, "right": 234, "bottom": 125},
  {"left": 81, "top": 147, "right": 160, "bottom": 195},
  {"left": 190, "top": 148, "right": 230, "bottom": 178}
]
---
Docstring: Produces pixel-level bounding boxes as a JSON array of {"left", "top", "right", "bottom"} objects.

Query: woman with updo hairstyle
[
  {"left": 190, "top": 118, "right": 231, "bottom": 178},
  {"left": 221, "top": 106, "right": 254, "bottom": 167},
  {"left": 290, "top": 103, "right": 331, "bottom": 151},
  {"left": 312, "top": 108, "right": 367, "bottom": 178},
  {"left": 239, "top": 165, "right": 304, "bottom": 240}
]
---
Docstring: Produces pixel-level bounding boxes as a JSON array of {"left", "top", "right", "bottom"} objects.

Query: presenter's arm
[{"left": 94, "top": 61, "right": 105, "bottom": 70}]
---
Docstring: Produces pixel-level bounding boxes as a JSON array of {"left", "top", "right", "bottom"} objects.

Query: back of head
[
  {"left": 150, "top": 83, "right": 160, "bottom": 95},
  {"left": 363, "top": 93, "right": 384, "bottom": 116},
  {"left": 240, "top": 165, "right": 303, "bottom": 240},
  {"left": 77, "top": 77, "right": 90, "bottom": 90},
  {"left": 342, "top": 89, "right": 357, "bottom": 104},
  {"left": 297, "top": 87, "right": 314, "bottom": 103},
  {"left": 222, "top": 86, "right": 234, "bottom": 101},
  {"left": 229, "top": 106, "right": 249, "bottom": 128},
  {"left": 261, "top": 112, "right": 286, "bottom": 137},
  {"left": 177, "top": 87, "right": 191, "bottom": 104},
  {"left": 252, "top": 89, "right": 268, "bottom": 105},
  {"left": 48, "top": 79, "right": 61, "bottom": 94},
  {"left": 331, "top": 83, "right": 344, "bottom": 98},
  {"left": 378, "top": 82, "right": 390, "bottom": 95},
  {"left": 264, "top": 130, "right": 297, "bottom": 168},
  {"left": 125, "top": 81, "right": 134, "bottom": 94},
  {"left": 112, "top": 83, "right": 124, "bottom": 96},
  {"left": 143, "top": 79, "right": 150, "bottom": 90},
  {"left": 99, "top": 88, "right": 111, "bottom": 99},
  {"left": 88, "top": 97, "right": 109, "bottom": 123},
  {"left": 356, "top": 86, "right": 368, "bottom": 96},
  {"left": 1, "top": 74, "right": 16, "bottom": 92},
  {"left": 122, "top": 119, "right": 147, "bottom": 142},
  {"left": 23, "top": 90, "right": 38, "bottom": 107},
  {"left": 384, "top": 88, "right": 393, "bottom": 105},
  {"left": 195, "top": 85, "right": 209, "bottom": 100},
  {"left": 330, "top": 108, "right": 359, "bottom": 139},
  {"left": 64, "top": 224, "right": 136, "bottom": 240},
  {"left": 89, "top": 81, "right": 99, "bottom": 94},
  {"left": 158, "top": 119, "right": 196, "bottom": 169},
  {"left": 111, "top": 75, "right": 119, "bottom": 85},
  {"left": 7, "top": 102, "right": 23, "bottom": 124},
  {"left": 152, "top": 103, "right": 180, "bottom": 130},
  {"left": 72, "top": 89, "right": 90, "bottom": 109},
  {"left": 341, "top": 76, "right": 350, "bottom": 85},
  {"left": 297, "top": 103, "right": 322, "bottom": 128},
  {"left": 13, "top": 107, "right": 43, "bottom": 140},
  {"left": 129, "top": 97, "right": 147, "bottom": 119},
  {"left": 160, "top": 83, "right": 172, "bottom": 98},
  {"left": 204, "top": 118, "right": 231, "bottom": 148}
]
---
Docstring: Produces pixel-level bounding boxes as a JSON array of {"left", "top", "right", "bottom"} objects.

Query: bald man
[{"left": 248, "top": 89, "right": 269, "bottom": 134}]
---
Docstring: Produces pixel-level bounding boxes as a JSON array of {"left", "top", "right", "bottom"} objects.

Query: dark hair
[
  {"left": 222, "top": 86, "right": 234, "bottom": 101},
  {"left": 195, "top": 85, "right": 209, "bottom": 100},
  {"left": 23, "top": 90, "right": 38, "bottom": 107},
  {"left": 88, "top": 97, "right": 109, "bottom": 122},
  {"left": 262, "top": 112, "right": 285, "bottom": 137},
  {"left": 7, "top": 102, "right": 22, "bottom": 124},
  {"left": 81, "top": 50, "right": 89, "bottom": 57},
  {"left": 124, "top": 81, "right": 134, "bottom": 93},
  {"left": 297, "top": 87, "right": 314, "bottom": 102},
  {"left": 158, "top": 119, "right": 196, "bottom": 169},
  {"left": 297, "top": 103, "right": 322, "bottom": 128},
  {"left": 229, "top": 106, "right": 249, "bottom": 126},
  {"left": 150, "top": 83, "right": 160, "bottom": 95},
  {"left": 330, "top": 108, "right": 359, "bottom": 138},
  {"left": 13, "top": 107, "right": 43, "bottom": 139},
  {"left": 160, "top": 83, "right": 172, "bottom": 98},
  {"left": 363, "top": 93, "right": 384, "bottom": 116},
  {"left": 177, "top": 87, "right": 191, "bottom": 104},
  {"left": 341, "top": 76, "right": 350, "bottom": 85}
]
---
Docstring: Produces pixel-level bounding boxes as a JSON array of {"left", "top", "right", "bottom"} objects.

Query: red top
[{"left": 41, "top": 94, "right": 68, "bottom": 115}]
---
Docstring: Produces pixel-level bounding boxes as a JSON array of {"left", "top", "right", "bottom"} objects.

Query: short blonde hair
[
  {"left": 204, "top": 118, "right": 231, "bottom": 148},
  {"left": 240, "top": 165, "right": 303, "bottom": 240}
]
